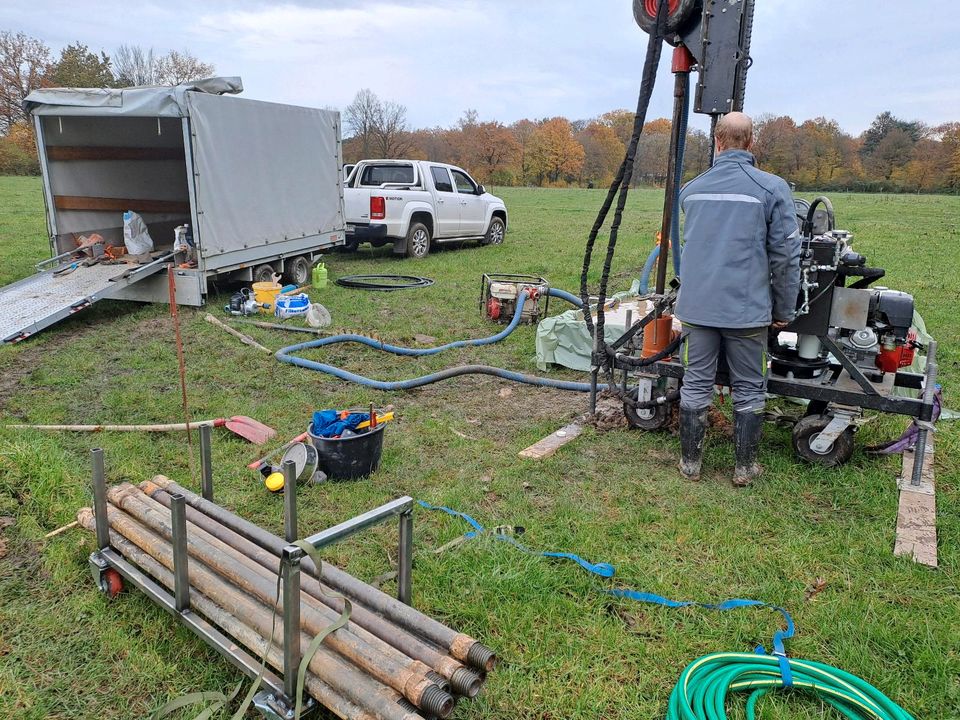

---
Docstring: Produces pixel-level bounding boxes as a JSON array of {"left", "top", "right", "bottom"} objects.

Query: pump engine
[
  {"left": 770, "top": 197, "right": 919, "bottom": 381},
  {"left": 480, "top": 273, "right": 550, "bottom": 324}
]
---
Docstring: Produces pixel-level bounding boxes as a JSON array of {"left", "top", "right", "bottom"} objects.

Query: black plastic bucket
[{"left": 308, "top": 423, "right": 385, "bottom": 480}]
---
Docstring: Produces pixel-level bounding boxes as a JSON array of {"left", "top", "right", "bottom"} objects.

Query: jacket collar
[{"left": 715, "top": 149, "right": 756, "bottom": 166}]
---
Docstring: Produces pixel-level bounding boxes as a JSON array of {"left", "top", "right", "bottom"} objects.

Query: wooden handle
[{"left": 204, "top": 314, "right": 273, "bottom": 354}]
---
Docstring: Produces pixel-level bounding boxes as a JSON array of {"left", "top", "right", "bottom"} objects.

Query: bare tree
[
  {"left": 0, "top": 31, "right": 50, "bottom": 134},
  {"left": 114, "top": 44, "right": 156, "bottom": 86},
  {"left": 154, "top": 50, "right": 214, "bottom": 85},
  {"left": 373, "top": 99, "right": 411, "bottom": 157},
  {"left": 344, "top": 88, "right": 380, "bottom": 158}
]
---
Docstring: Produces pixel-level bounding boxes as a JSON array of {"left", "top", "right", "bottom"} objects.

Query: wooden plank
[
  {"left": 893, "top": 439, "right": 937, "bottom": 567},
  {"left": 47, "top": 146, "right": 185, "bottom": 162},
  {"left": 54, "top": 196, "right": 190, "bottom": 214},
  {"left": 519, "top": 421, "right": 583, "bottom": 460}
]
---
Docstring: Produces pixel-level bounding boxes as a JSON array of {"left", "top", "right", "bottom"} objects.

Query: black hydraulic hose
[
  {"left": 804, "top": 196, "right": 835, "bottom": 235},
  {"left": 614, "top": 333, "right": 682, "bottom": 368},
  {"left": 335, "top": 275, "right": 435, "bottom": 291},
  {"left": 580, "top": 0, "right": 669, "bottom": 341}
]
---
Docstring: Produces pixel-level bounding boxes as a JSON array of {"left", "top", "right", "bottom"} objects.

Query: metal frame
[{"left": 87, "top": 441, "right": 415, "bottom": 719}]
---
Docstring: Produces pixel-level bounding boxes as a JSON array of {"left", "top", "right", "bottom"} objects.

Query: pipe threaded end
[
  {"left": 450, "top": 666, "right": 484, "bottom": 698},
  {"left": 426, "top": 670, "right": 451, "bottom": 693},
  {"left": 466, "top": 642, "right": 497, "bottom": 672},
  {"left": 419, "top": 684, "right": 455, "bottom": 719}
]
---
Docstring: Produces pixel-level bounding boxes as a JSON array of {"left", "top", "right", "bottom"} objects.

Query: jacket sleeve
[{"left": 766, "top": 180, "right": 801, "bottom": 322}]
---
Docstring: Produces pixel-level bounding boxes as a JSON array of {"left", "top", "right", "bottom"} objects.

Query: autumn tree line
[
  {"left": 2, "top": 29, "right": 957, "bottom": 194},
  {"left": 0, "top": 30, "right": 214, "bottom": 174},
  {"left": 345, "top": 90, "right": 960, "bottom": 194}
]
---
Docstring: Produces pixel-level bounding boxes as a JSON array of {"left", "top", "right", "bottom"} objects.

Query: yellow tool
[
  {"left": 265, "top": 471, "right": 285, "bottom": 492},
  {"left": 356, "top": 412, "right": 394, "bottom": 430}
]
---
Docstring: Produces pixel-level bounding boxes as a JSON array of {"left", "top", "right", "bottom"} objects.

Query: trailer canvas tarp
[{"left": 19, "top": 77, "right": 343, "bottom": 309}]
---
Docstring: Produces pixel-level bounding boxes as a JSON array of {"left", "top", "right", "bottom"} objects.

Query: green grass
[{"left": 0, "top": 175, "right": 958, "bottom": 718}]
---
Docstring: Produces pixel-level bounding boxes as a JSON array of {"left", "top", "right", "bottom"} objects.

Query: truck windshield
[{"left": 360, "top": 164, "right": 415, "bottom": 186}]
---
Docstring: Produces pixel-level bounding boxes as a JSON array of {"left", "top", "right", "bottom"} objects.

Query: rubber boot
[
  {"left": 678, "top": 407, "right": 709, "bottom": 481},
  {"left": 733, "top": 410, "right": 764, "bottom": 487}
]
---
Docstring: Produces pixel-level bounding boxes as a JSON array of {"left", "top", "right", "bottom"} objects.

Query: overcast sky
[{"left": 4, "top": 0, "right": 959, "bottom": 135}]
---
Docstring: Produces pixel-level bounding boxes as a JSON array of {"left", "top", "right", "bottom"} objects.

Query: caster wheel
[
  {"left": 100, "top": 568, "right": 124, "bottom": 599},
  {"left": 792, "top": 414, "right": 854, "bottom": 467},
  {"left": 624, "top": 388, "right": 674, "bottom": 430}
]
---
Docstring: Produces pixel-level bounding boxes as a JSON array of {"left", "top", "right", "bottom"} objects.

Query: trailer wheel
[
  {"left": 792, "top": 414, "right": 854, "bottom": 467},
  {"left": 252, "top": 264, "right": 277, "bottom": 284},
  {"left": 283, "top": 256, "right": 311, "bottom": 286},
  {"left": 405, "top": 222, "right": 431, "bottom": 259},
  {"left": 624, "top": 388, "right": 674, "bottom": 431},
  {"left": 100, "top": 568, "right": 124, "bottom": 599}
]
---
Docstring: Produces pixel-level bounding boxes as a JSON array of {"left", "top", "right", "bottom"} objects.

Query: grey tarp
[
  {"left": 186, "top": 92, "right": 343, "bottom": 268},
  {"left": 23, "top": 77, "right": 243, "bottom": 117}
]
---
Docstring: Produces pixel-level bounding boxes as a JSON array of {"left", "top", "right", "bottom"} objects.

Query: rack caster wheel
[
  {"left": 792, "top": 414, "right": 854, "bottom": 467},
  {"left": 100, "top": 567, "right": 124, "bottom": 599}
]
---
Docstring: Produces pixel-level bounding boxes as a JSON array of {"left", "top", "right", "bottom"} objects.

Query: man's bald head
[{"left": 715, "top": 112, "right": 753, "bottom": 152}]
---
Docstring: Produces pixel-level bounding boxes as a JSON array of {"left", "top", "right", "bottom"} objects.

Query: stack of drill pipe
[{"left": 77, "top": 480, "right": 496, "bottom": 720}]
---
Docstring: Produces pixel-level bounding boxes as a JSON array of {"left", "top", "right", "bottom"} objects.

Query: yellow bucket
[{"left": 252, "top": 281, "right": 281, "bottom": 314}]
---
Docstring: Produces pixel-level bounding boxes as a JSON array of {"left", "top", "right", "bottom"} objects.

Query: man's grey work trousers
[{"left": 678, "top": 324, "right": 768, "bottom": 413}]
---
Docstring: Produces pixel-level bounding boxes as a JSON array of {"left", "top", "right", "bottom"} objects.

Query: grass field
[{"left": 0, "top": 175, "right": 957, "bottom": 719}]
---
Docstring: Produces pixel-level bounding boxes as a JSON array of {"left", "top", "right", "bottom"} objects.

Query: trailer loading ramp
[{"left": 1, "top": 253, "right": 171, "bottom": 344}]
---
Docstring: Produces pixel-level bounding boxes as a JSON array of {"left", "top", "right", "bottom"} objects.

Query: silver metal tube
[
  {"left": 91, "top": 448, "right": 109, "bottom": 550},
  {"left": 911, "top": 340, "right": 938, "bottom": 487},
  {"left": 398, "top": 510, "right": 413, "bottom": 606},
  {"left": 199, "top": 424, "right": 213, "bottom": 501},
  {"left": 171, "top": 494, "right": 190, "bottom": 612},
  {"left": 283, "top": 459, "right": 298, "bottom": 543},
  {"left": 281, "top": 548, "right": 302, "bottom": 702},
  {"left": 300, "top": 496, "right": 413, "bottom": 553}
]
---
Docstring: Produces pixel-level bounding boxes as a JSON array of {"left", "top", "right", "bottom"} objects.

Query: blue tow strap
[{"left": 417, "top": 500, "right": 796, "bottom": 684}]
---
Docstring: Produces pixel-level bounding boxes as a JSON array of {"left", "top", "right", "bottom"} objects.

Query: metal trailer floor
[{"left": 1, "top": 255, "right": 171, "bottom": 344}]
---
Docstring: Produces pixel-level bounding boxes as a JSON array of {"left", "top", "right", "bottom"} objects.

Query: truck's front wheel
[
  {"left": 405, "top": 222, "right": 431, "bottom": 259},
  {"left": 482, "top": 217, "right": 505, "bottom": 246}
]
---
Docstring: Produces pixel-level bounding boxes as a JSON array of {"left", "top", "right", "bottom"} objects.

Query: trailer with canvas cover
[{"left": 2, "top": 77, "right": 344, "bottom": 343}]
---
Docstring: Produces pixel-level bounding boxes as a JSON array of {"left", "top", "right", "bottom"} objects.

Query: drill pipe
[
  {"left": 148, "top": 475, "right": 498, "bottom": 673},
  {"left": 142, "top": 481, "right": 484, "bottom": 698},
  {"left": 107, "top": 484, "right": 452, "bottom": 717},
  {"left": 77, "top": 509, "right": 376, "bottom": 720},
  {"left": 96, "top": 501, "right": 436, "bottom": 720},
  {"left": 115, "top": 485, "right": 460, "bottom": 697}
]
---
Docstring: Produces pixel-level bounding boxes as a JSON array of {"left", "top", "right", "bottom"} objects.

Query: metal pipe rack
[{"left": 86, "top": 438, "right": 423, "bottom": 720}]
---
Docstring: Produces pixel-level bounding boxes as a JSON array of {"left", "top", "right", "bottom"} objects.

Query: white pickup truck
[{"left": 343, "top": 159, "right": 508, "bottom": 258}]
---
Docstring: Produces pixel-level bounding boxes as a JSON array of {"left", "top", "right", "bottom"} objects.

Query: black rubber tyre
[
  {"left": 252, "top": 264, "right": 277, "bottom": 284},
  {"left": 482, "top": 217, "right": 506, "bottom": 246},
  {"left": 283, "top": 256, "right": 311, "bottom": 286},
  {"left": 804, "top": 400, "right": 829, "bottom": 418},
  {"left": 791, "top": 414, "right": 855, "bottom": 467},
  {"left": 633, "top": 0, "right": 699, "bottom": 36},
  {"left": 624, "top": 388, "right": 674, "bottom": 431},
  {"left": 405, "top": 222, "right": 431, "bottom": 259}
]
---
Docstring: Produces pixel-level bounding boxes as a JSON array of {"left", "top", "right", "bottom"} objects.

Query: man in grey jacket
[{"left": 675, "top": 112, "right": 801, "bottom": 486}]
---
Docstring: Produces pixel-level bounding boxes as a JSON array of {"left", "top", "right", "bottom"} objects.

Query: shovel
[{"left": 6, "top": 416, "right": 276, "bottom": 445}]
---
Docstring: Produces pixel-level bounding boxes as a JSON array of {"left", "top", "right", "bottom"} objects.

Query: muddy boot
[
  {"left": 678, "top": 407, "right": 709, "bottom": 480},
  {"left": 733, "top": 410, "right": 764, "bottom": 487}
]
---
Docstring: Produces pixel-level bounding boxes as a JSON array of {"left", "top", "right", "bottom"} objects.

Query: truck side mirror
[{"left": 476, "top": 184, "right": 485, "bottom": 195}]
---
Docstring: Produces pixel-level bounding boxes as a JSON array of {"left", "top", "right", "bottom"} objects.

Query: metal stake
[
  {"left": 91, "top": 448, "right": 109, "bottom": 551},
  {"left": 171, "top": 493, "right": 190, "bottom": 613},
  {"left": 911, "top": 340, "right": 938, "bottom": 487},
  {"left": 283, "top": 460, "right": 298, "bottom": 543},
  {"left": 398, "top": 510, "right": 413, "bottom": 605},
  {"left": 281, "top": 547, "right": 302, "bottom": 702},
  {"left": 199, "top": 424, "right": 213, "bottom": 501}
]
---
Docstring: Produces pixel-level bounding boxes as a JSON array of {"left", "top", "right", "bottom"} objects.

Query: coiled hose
[{"left": 668, "top": 652, "right": 914, "bottom": 720}]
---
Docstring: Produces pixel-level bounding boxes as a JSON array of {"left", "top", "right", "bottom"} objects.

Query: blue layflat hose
[{"left": 275, "top": 288, "right": 608, "bottom": 392}]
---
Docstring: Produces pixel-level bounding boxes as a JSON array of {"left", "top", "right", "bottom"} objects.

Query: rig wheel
[
  {"left": 624, "top": 388, "right": 674, "bottom": 431},
  {"left": 100, "top": 568, "right": 124, "bottom": 599},
  {"left": 791, "top": 414, "right": 855, "bottom": 467},
  {"left": 633, "top": 0, "right": 699, "bottom": 36}
]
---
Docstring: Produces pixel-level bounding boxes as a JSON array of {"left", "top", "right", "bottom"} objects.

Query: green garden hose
[{"left": 667, "top": 652, "right": 915, "bottom": 720}]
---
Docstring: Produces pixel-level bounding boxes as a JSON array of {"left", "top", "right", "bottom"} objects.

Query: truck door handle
[{"left": 437, "top": 199, "right": 444, "bottom": 204}]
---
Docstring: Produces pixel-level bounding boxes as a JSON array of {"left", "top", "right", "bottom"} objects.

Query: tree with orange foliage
[
  {"left": 528, "top": 117, "right": 584, "bottom": 186},
  {"left": 578, "top": 122, "right": 623, "bottom": 186}
]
